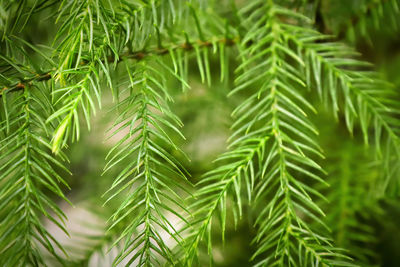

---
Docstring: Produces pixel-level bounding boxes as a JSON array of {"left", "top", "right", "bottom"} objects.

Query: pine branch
[
  {"left": 1, "top": 0, "right": 238, "bottom": 159},
  {"left": 280, "top": 21, "right": 400, "bottom": 193},
  {"left": 0, "top": 83, "right": 71, "bottom": 266},
  {"left": 237, "top": 2, "right": 353, "bottom": 265},
  {"left": 184, "top": 1, "right": 354, "bottom": 266},
  {"left": 0, "top": 36, "right": 238, "bottom": 98},
  {"left": 45, "top": 0, "right": 125, "bottom": 153},
  {"left": 184, "top": 137, "right": 266, "bottom": 265},
  {"left": 103, "top": 59, "right": 191, "bottom": 266}
]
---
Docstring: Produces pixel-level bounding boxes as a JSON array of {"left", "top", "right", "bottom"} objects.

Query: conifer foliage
[{"left": 0, "top": 0, "right": 400, "bottom": 266}]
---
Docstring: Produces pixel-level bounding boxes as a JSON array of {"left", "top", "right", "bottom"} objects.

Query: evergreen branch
[
  {"left": 54, "top": 0, "right": 119, "bottom": 75},
  {"left": 0, "top": 83, "right": 71, "bottom": 266},
  {"left": 236, "top": 2, "right": 352, "bottom": 265},
  {"left": 103, "top": 59, "right": 191, "bottom": 266},
  {"left": 184, "top": 137, "right": 266, "bottom": 265},
  {"left": 119, "top": 0, "right": 191, "bottom": 43},
  {"left": 0, "top": 36, "right": 238, "bottom": 98},
  {"left": 46, "top": 0, "right": 124, "bottom": 153},
  {"left": 184, "top": 1, "right": 353, "bottom": 266},
  {"left": 0, "top": 72, "right": 52, "bottom": 96},
  {"left": 280, "top": 21, "right": 400, "bottom": 193}
]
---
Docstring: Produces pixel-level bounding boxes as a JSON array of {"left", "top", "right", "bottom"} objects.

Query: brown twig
[
  {"left": 0, "top": 72, "right": 52, "bottom": 96},
  {"left": 0, "top": 36, "right": 239, "bottom": 97}
]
